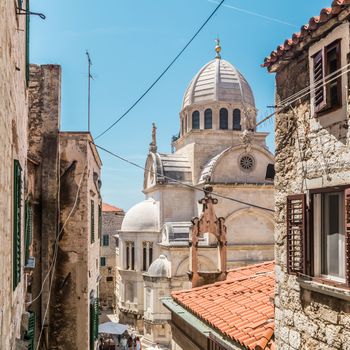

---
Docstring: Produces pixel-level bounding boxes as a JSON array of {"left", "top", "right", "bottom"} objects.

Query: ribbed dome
[
  {"left": 147, "top": 255, "right": 171, "bottom": 278},
  {"left": 121, "top": 198, "right": 159, "bottom": 232},
  {"left": 182, "top": 59, "right": 255, "bottom": 110}
]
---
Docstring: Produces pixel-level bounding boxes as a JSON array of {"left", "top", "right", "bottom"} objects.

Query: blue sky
[{"left": 30, "top": 0, "right": 331, "bottom": 210}]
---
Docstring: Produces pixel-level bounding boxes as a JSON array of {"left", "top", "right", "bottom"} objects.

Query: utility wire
[
  {"left": 257, "top": 64, "right": 350, "bottom": 127},
  {"left": 94, "top": 0, "right": 225, "bottom": 140},
  {"left": 35, "top": 164, "right": 87, "bottom": 350},
  {"left": 91, "top": 142, "right": 274, "bottom": 213}
]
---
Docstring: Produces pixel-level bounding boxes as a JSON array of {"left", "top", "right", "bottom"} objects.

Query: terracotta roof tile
[
  {"left": 171, "top": 261, "right": 275, "bottom": 350},
  {"left": 102, "top": 202, "right": 124, "bottom": 212},
  {"left": 263, "top": 1, "right": 350, "bottom": 70}
]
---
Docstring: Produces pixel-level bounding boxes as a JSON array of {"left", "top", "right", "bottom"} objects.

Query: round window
[{"left": 239, "top": 154, "right": 255, "bottom": 172}]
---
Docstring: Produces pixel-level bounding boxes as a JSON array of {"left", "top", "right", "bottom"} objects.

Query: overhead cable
[
  {"left": 92, "top": 142, "right": 275, "bottom": 213},
  {"left": 94, "top": 0, "right": 225, "bottom": 140}
]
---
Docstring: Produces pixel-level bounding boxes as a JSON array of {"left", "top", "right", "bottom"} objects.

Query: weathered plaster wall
[
  {"left": 0, "top": 1, "right": 28, "bottom": 348},
  {"left": 100, "top": 209, "right": 124, "bottom": 317},
  {"left": 274, "top": 26, "right": 350, "bottom": 349}
]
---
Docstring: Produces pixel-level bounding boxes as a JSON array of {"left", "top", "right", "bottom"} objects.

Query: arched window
[
  {"left": 192, "top": 111, "right": 200, "bottom": 129},
  {"left": 204, "top": 109, "right": 212, "bottom": 129},
  {"left": 233, "top": 109, "right": 241, "bottom": 130},
  {"left": 184, "top": 114, "right": 187, "bottom": 133},
  {"left": 219, "top": 108, "right": 228, "bottom": 129},
  {"left": 181, "top": 118, "right": 184, "bottom": 135}
]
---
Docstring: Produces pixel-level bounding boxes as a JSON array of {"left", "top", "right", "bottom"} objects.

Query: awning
[{"left": 98, "top": 322, "right": 128, "bottom": 335}]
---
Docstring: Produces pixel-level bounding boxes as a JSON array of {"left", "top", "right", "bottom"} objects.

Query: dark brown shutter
[
  {"left": 287, "top": 194, "right": 307, "bottom": 275},
  {"left": 313, "top": 49, "right": 327, "bottom": 111},
  {"left": 345, "top": 188, "right": 350, "bottom": 285}
]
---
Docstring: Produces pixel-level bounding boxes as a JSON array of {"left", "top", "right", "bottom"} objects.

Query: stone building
[
  {"left": 263, "top": 1, "right": 350, "bottom": 348},
  {"left": 99, "top": 203, "right": 125, "bottom": 320},
  {"left": 0, "top": 0, "right": 31, "bottom": 348},
  {"left": 27, "top": 64, "right": 103, "bottom": 350},
  {"left": 118, "top": 42, "right": 275, "bottom": 348}
]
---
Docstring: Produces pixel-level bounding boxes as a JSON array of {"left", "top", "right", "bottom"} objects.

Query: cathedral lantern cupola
[{"left": 177, "top": 40, "right": 257, "bottom": 141}]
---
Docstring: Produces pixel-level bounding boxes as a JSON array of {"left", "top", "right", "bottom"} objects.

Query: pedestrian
[
  {"left": 135, "top": 337, "right": 141, "bottom": 350},
  {"left": 98, "top": 338, "right": 103, "bottom": 350},
  {"left": 120, "top": 336, "right": 128, "bottom": 350}
]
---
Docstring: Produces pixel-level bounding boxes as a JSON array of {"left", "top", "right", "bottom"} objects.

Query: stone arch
[
  {"left": 175, "top": 255, "right": 217, "bottom": 277},
  {"left": 225, "top": 207, "right": 274, "bottom": 245}
]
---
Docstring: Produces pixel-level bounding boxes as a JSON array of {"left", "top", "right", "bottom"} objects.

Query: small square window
[
  {"left": 106, "top": 276, "right": 113, "bottom": 282},
  {"left": 100, "top": 257, "right": 106, "bottom": 267}
]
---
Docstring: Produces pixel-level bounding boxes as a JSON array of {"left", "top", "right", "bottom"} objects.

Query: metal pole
[{"left": 86, "top": 50, "right": 92, "bottom": 132}]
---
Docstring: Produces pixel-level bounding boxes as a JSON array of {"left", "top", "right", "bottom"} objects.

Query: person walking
[
  {"left": 120, "top": 336, "right": 128, "bottom": 350},
  {"left": 135, "top": 337, "right": 141, "bottom": 350}
]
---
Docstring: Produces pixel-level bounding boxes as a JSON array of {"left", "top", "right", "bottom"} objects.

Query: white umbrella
[{"left": 98, "top": 322, "right": 128, "bottom": 335}]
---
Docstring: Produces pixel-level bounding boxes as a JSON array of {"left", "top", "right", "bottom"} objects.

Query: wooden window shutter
[
  {"left": 98, "top": 204, "right": 102, "bottom": 240},
  {"left": 313, "top": 49, "right": 327, "bottom": 111},
  {"left": 89, "top": 298, "right": 99, "bottom": 350},
  {"left": 27, "top": 311, "right": 36, "bottom": 350},
  {"left": 287, "top": 194, "right": 307, "bottom": 275},
  {"left": 13, "top": 160, "right": 22, "bottom": 290},
  {"left": 90, "top": 200, "right": 95, "bottom": 243},
  {"left": 24, "top": 201, "right": 33, "bottom": 265},
  {"left": 345, "top": 188, "right": 350, "bottom": 285}
]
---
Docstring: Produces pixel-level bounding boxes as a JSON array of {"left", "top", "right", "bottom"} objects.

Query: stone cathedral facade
[{"left": 117, "top": 43, "right": 275, "bottom": 348}]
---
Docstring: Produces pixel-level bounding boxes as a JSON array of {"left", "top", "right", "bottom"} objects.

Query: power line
[
  {"left": 94, "top": 0, "right": 226, "bottom": 140},
  {"left": 257, "top": 64, "right": 350, "bottom": 127},
  {"left": 35, "top": 164, "right": 87, "bottom": 350},
  {"left": 92, "top": 142, "right": 274, "bottom": 213}
]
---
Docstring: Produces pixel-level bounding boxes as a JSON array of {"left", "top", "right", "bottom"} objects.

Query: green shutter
[
  {"left": 13, "top": 160, "right": 22, "bottom": 290},
  {"left": 27, "top": 311, "right": 36, "bottom": 350},
  {"left": 98, "top": 204, "right": 102, "bottom": 240},
  {"left": 25, "top": 0, "right": 30, "bottom": 84},
  {"left": 90, "top": 298, "right": 99, "bottom": 350},
  {"left": 91, "top": 200, "right": 95, "bottom": 243},
  {"left": 24, "top": 201, "right": 33, "bottom": 265},
  {"left": 100, "top": 257, "right": 106, "bottom": 266}
]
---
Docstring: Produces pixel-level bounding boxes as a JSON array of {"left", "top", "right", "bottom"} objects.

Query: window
[
  {"left": 142, "top": 242, "right": 153, "bottom": 271},
  {"left": 233, "top": 109, "right": 241, "bottom": 130},
  {"left": 219, "top": 108, "right": 228, "bottom": 129},
  {"left": 90, "top": 200, "right": 95, "bottom": 243},
  {"left": 181, "top": 118, "right": 184, "bottom": 136},
  {"left": 192, "top": 111, "right": 200, "bottom": 129},
  {"left": 106, "top": 276, "right": 113, "bottom": 282},
  {"left": 184, "top": 114, "right": 187, "bottom": 133},
  {"left": 312, "top": 39, "right": 341, "bottom": 112},
  {"left": 100, "top": 257, "right": 106, "bottom": 266},
  {"left": 125, "top": 241, "right": 135, "bottom": 270},
  {"left": 102, "top": 234, "right": 109, "bottom": 246},
  {"left": 313, "top": 191, "right": 345, "bottom": 282},
  {"left": 286, "top": 186, "right": 350, "bottom": 285},
  {"left": 204, "top": 109, "right": 212, "bottom": 129},
  {"left": 13, "top": 160, "right": 22, "bottom": 290},
  {"left": 24, "top": 201, "right": 33, "bottom": 266}
]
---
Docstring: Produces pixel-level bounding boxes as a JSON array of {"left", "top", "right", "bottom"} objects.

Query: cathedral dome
[
  {"left": 121, "top": 198, "right": 159, "bottom": 232},
  {"left": 147, "top": 255, "right": 171, "bottom": 278},
  {"left": 181, "top": 58, "right": 255, "bottom": 110}
]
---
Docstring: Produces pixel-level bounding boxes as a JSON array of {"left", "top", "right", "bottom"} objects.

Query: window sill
[
  {"left": 314, "top": 104, "right": 342, "bottom": 118},
  {"left": 297, "top": 276, "right": 350, "bottom": 302}
]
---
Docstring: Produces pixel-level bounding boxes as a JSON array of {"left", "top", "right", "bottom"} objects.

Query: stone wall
[
  {"left": 273, "top": 23, "right": 350, "bottom": 349},
  {"left": 99, "top": 209, "right": 124, "bottom": 317},
  {"left": 0, "top": 1, "right": 28, "bottom": 348}
]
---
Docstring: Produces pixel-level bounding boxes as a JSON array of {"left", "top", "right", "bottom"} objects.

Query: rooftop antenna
[{"left": 86, "top": 50, "right": 93, "bottom": 133}]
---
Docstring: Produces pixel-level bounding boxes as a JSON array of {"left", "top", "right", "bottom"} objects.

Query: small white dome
[
  {"left": 147, "top": 255, "right": 171, "bottom": 278},
  {"left": 182, "top": 58, "right": 255, "bottom": 110},
  {"left": 121, "top": 198, "right": 159, "bottom": 232}
]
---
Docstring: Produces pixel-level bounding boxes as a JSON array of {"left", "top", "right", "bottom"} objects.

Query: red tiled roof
[
  {"left": 172, "top": 262, "right": 275, "bottom": 350},
  {"left": 102, "top": 202, "right": 123, "bottom": 212},
  {"left": 263, "top": 0, "right": 350, "bottom": 71}
]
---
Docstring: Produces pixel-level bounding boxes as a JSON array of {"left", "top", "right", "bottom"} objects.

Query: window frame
[
  {"left": 100, "top": 257, "right": 106, "bottom": 267},
  {"left": 102, "top": 234, "right": 109, "bottom": 247},
  {"left": 287, "top": 185, "right": 350, "bottom": 288},
  {"left": 204, "top": 109, "right": 212, "bottom": 129},
  {"left": 232, "top": 109, "right": 241, "bottom": 131},
  {"left": 192, "top": 111, "right": 200, "bottom": 129},
  {"left": 219, "top": 108, "right": 228, "bottom": 130},
  {"left": 312, "top": 39, "right": 342, "bottom": 115}
]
